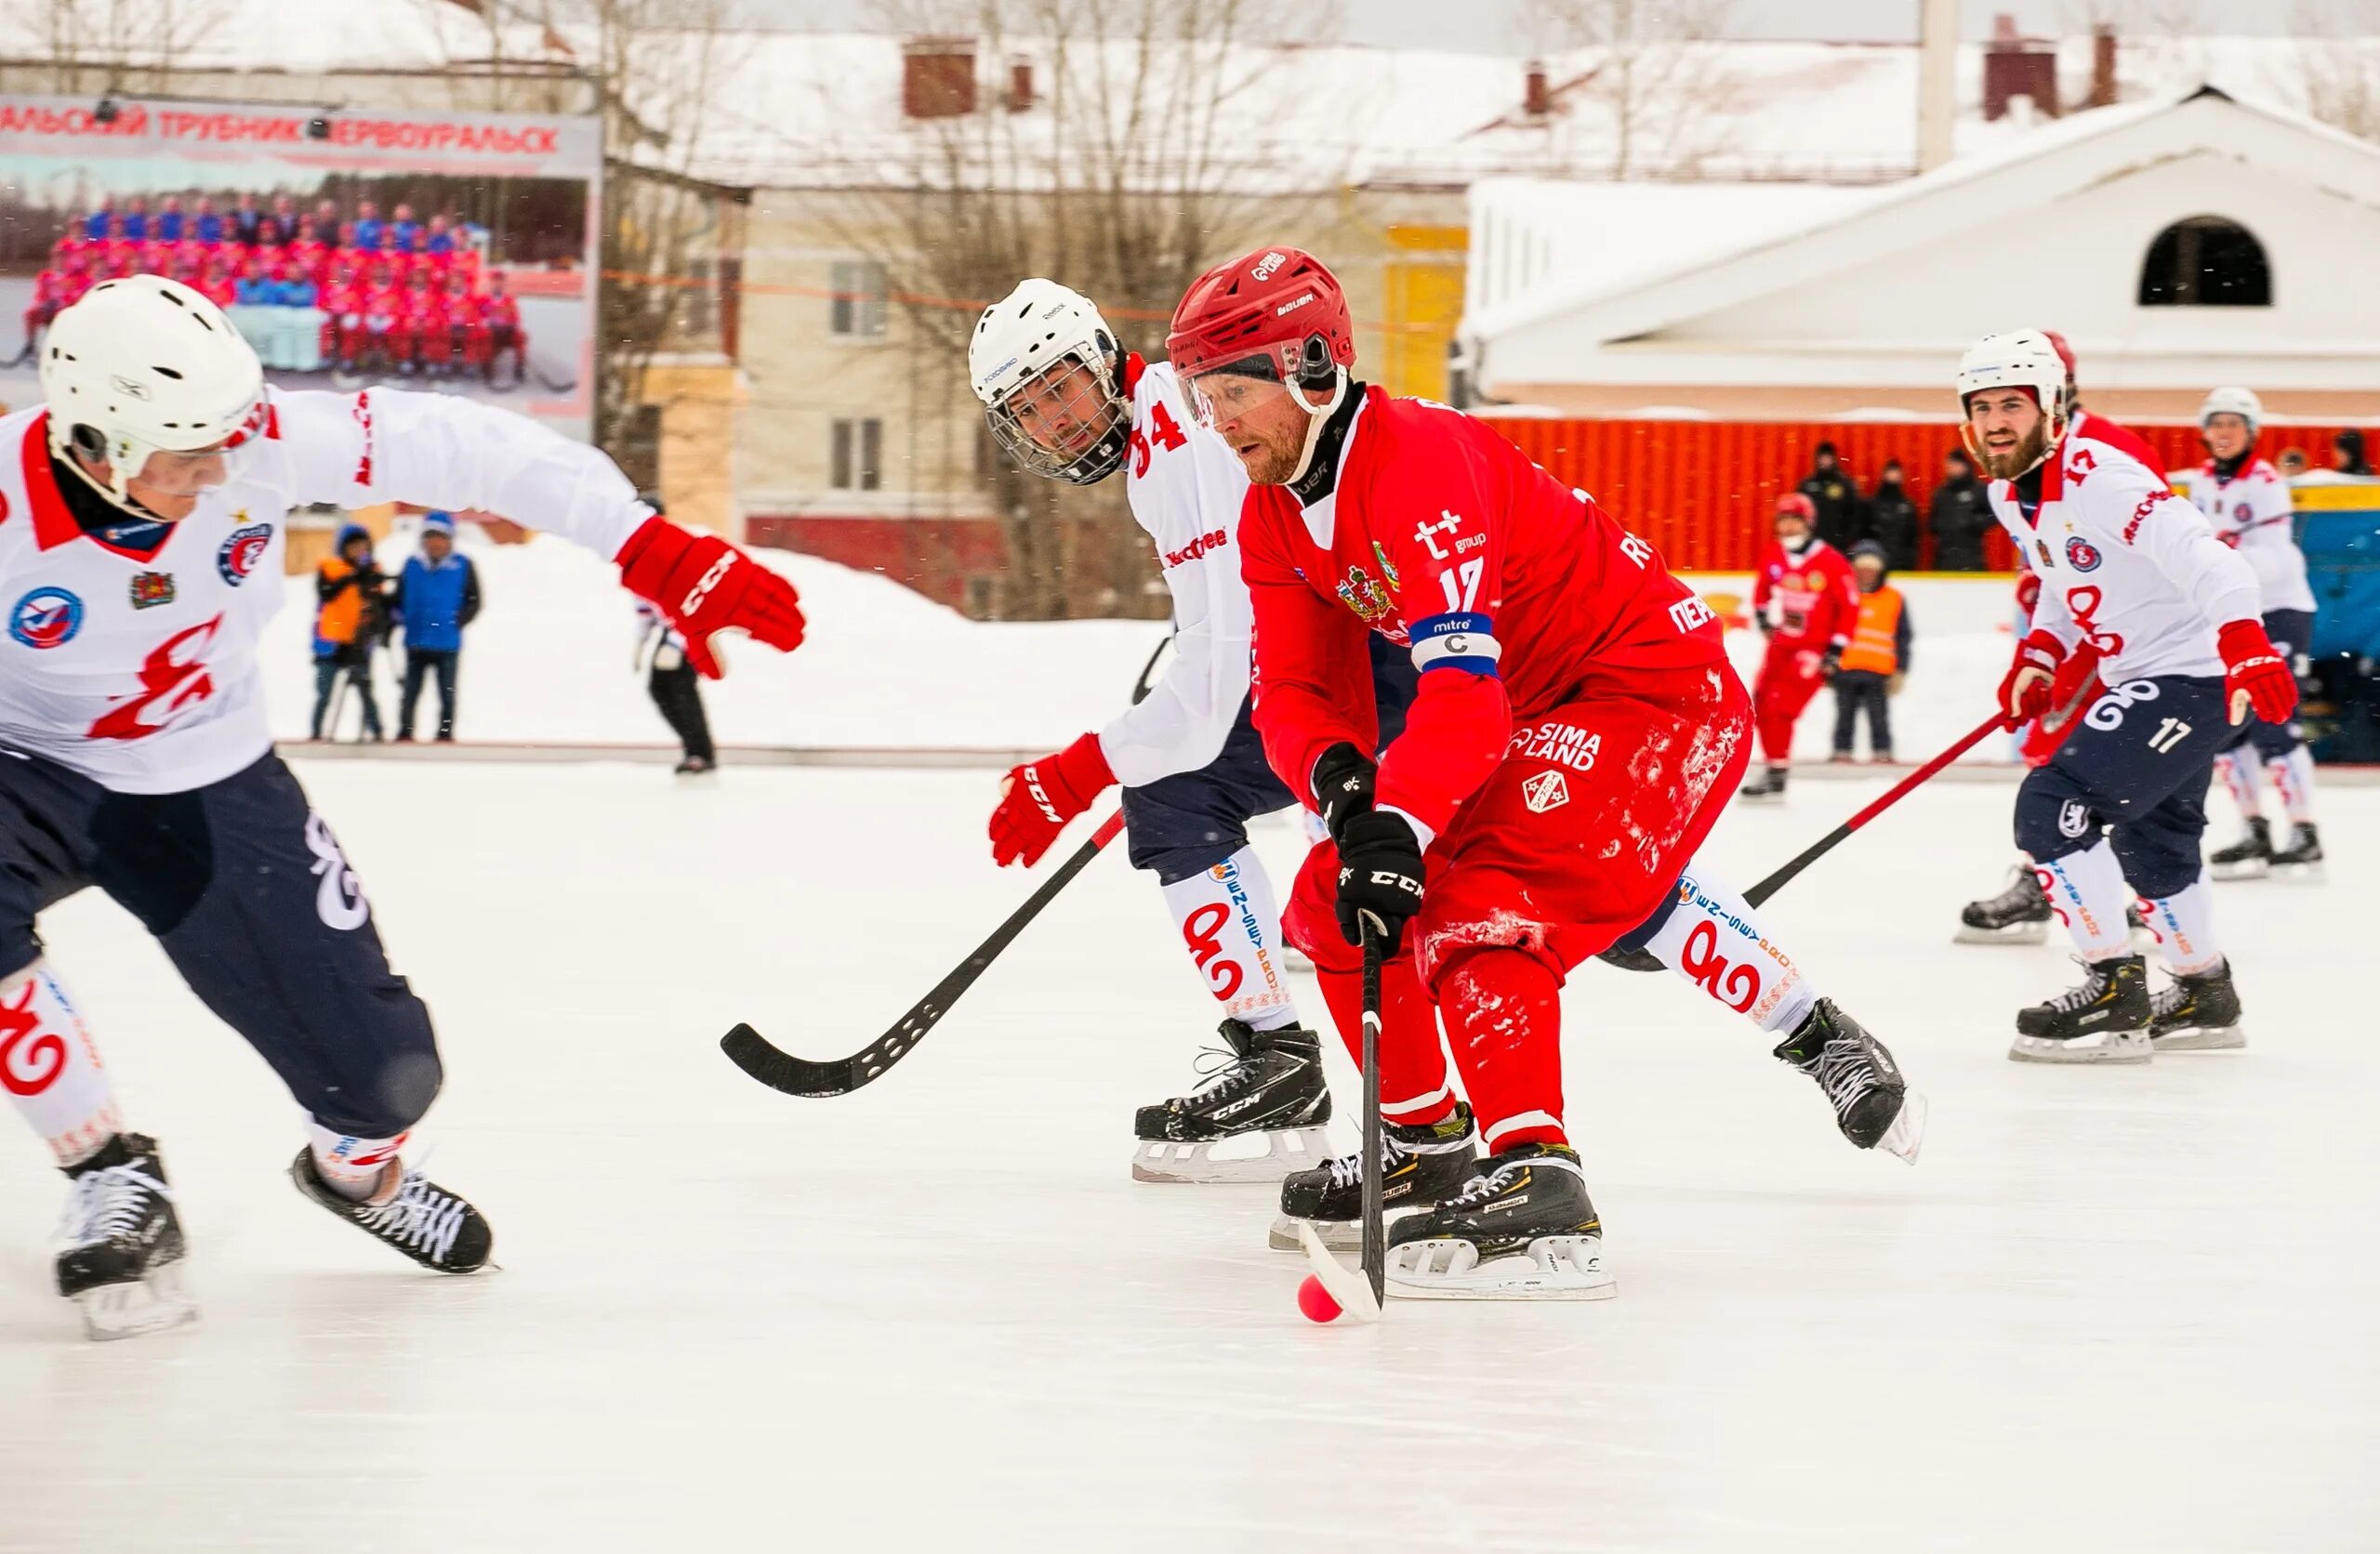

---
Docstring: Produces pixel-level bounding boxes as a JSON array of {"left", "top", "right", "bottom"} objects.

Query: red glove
[
  {"left": 2217, "top": 619, "right": 2298, "bottom": 726},
  {"left": 617, "top": 516, "right": 805, "bottom": 679},
  {"left": 2038, "top": 640, "right": 2104, "bottom": 735},
  {"left": 1997, "top": 629, "right": 2065, "bottom": 728},
  {"left": 990, "top": 732, "right": 1115, "bottom": 867}
]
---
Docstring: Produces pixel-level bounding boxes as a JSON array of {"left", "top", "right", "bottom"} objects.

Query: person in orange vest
[{"left": 1830, "top": 540, "right": 1911, "bottom": 763}]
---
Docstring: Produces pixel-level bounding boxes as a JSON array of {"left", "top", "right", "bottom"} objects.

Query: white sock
[
  {"left": 2139, "top": 873, "right": 2223, "bottom": 975},
  {"left": 304, "top": 1120, "right": 407, "bottom": 1202},
  {"left": 1158, "top": 848, "right": 1298, "bottom": 1031},
  {"left": 1641, "top": 866, "right": 1819, "bottom": 1035},
  {"left": 0, "top": 962, "right": 124, "bottom": 1167},
  {"left": 2215, "top": 749, "right": 2262, "bottom": 835},
  {"left": 2268, "top": 747, "right": 2318, "bottom": 836},
  {"left": 2038, "top": 842, "right": 2132, "bottom": 960}
]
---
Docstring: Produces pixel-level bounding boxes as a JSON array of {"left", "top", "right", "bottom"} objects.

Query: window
[
  {"left": 829, "top": 259, "right": 888, "bottom": 338},
  {"left": 2138, "top": 216, "right": 2270, "bottom": 307},
  {"left": 831, "top": 417, "right": 883, "bottom": 491}
]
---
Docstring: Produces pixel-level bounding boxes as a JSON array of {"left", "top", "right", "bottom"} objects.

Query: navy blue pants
[
  {"left": 2014, "top": 674, "right": 2230, "bottom": 899},
  {"left": 0, "top": 750, "right": 440, "bottom": 1137},
  {"left": 2219, "top": 608, "right": 2313, "bottom": 761},
  {"left": 1123, "top": 634, "right": 1420, "bottom": 885}
]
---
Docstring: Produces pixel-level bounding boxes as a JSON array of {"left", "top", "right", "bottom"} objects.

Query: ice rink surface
[{"left": 1, "top": 757, "right": 2372, "bottom": 1553}]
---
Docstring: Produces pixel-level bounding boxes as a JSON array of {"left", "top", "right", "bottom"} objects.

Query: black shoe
[
  {"left": 674, "top": 755, "right": 714, "bottom": 775},
  {"left": 1131, "top": 1020, "right": 1331, "bottom": 1183},
  {"left": 1771, "top": 1000, "right": 1923, "bottom": 1157},
  {"left": 1958, "top": 865, "right": 2051, "bottom": 943},
  {"left": 393, "top": 732, "right": 416, "bottom": 743},
  {"left": 2149, "top": 960, "right": 2246, "bottom": 1051},
  {"left": 2011, "top": 955, "right": 2151, "bottom": 1062},
  {"left": 2209, "top": 817, "right": 2272, "bottom": 879},
  {"left": 1738, "top": 766, "right": 1788, "bottom": 803},
  {"left": 289, "top": 1149, "right": 494, "bottom": 1272},
  {"left": 1385, "top": 1142, "right": 1602, "bottom": 1260},
  {"left": 2269, "top": 823, "right": 2323, "bottom": 872},
  {"left": 56, "top": 1133, "right": 197, "bottom": 1338},
  {"left": 1272, "top": 1103, "right": 1477, "bottom": 1250}
]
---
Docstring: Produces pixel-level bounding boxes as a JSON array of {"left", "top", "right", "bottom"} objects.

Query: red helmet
[
  {"left": 1774, "top": 493, "right": 1817, "bottom": 520},
  {"left": 1166, "top": 246, "right": 1354, "bottom": 385}
]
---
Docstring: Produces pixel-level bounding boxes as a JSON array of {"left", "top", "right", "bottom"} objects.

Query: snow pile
[{"left": 266, "top": 525, "right": 2020, "bottom": 762}]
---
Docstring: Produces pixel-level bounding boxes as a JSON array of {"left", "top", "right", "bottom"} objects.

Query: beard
[
  {"left": 1977, "top": 419, "right": 2051, "bottom": 481},
  {"left": 1236, "top": 423, "right": 1304, "bottom": 485}
]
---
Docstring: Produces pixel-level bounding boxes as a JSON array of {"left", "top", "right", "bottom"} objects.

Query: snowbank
[{"left": 269, "top": 526, "right": 2021, "bottom": 762}]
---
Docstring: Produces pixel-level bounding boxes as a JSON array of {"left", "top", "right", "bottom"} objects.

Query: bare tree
[
  {"left": 2293, "top": 1, "right": 2380, "bottom": 141},
  {"left": 8, "top": 0, "right": 240, "bottom": 90},
  {"left": 1527, "top": 0, "right": 1739, "bottom": 180}
]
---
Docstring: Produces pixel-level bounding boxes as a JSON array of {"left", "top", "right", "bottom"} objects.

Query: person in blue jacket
[{"left": 389, "top": 511, "right": 482, "bottom": 742}]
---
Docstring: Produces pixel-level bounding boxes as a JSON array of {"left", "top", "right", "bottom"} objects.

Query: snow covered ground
[
  {"left": 1, "top": 757, "right": 2371, "bottom": 1551},
  {"left": 267, "top": 522, "right": 2023, "bottom": 763}
]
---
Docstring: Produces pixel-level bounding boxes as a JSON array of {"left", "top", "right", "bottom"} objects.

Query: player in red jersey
[
  {"left": 359, "top": 268, "right": 408, "bottom": 374},
  {"left": 480, "top": 271, "right": 526, "bottom": 384},
  {"left": 1166, "top": 248, "right": 1923, "bottom": 1298},
  {"left": 20, "top": 268, "right": 66, "bottom": 355},
  {"left": 1738, "top": 492, "right": 1860, "bottom": 801},
  {"left": 439, "top": 270, "right": 486, "bottom": 374},
  {"left": 399, "top": 270, "right": 449, "bottom": 378}
]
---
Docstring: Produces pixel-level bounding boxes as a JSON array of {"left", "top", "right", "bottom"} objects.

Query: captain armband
[{"left": 1408, "top": 612, "right": 1501, "bottom": 678}]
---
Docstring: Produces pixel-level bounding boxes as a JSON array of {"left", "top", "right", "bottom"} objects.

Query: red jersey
[
  {"left": 482, "top": 294, "right": 521, "bottom": 330},
  {"left": 402, "top": 286, "right": 448, "bottom": 331},
  {"left": 286, "top": 240, "right": 330, "bottom": 283},
  {"left": 440, "top": 288, "right": 484, "bottom": 327},
  {"left": 1752, "top": 538, "right": 1858, "bottom": 647},
  {"left": 1241, "top": 386, "right": 1726, "bottom": 836},
  {"left": 364, "top": 284, "right": 407, "bottom": 325}
]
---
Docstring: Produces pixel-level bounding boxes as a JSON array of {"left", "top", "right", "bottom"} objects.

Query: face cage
[{"left": 985, "top": 357, "right": 1128, "bottom": 485}]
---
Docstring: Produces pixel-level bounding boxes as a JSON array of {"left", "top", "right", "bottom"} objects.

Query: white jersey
[
  {"left": 0, "top": 388, "right": 647, "bottom": 793},
  {"left": 1985, "top": 412, "right": 2262, "bottom": 684},
  {"left": 2172, "top": 455, "right": 2316, "bottom": 614},
  {"left": 1093, "top": 356, "right": 1257, "bottom": 787}
]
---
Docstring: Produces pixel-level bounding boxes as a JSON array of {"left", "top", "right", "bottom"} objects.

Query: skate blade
[
  {"left": 2208, "top": 859, "right": 2269, "bottom": 881},
  {"left": 1270, "top": 1214, "right": 1358, "bottom": 1254},
  {"left": 1131, "top": 1127, "right": 1329, "bottom": 1185},
  {"left": 1875, "top": 1089, "right": 1927, "bottom": 1165},
  {"left": 1385, "top": 1235, "right": 1616, "bottom": 1301},
  {"left": 1293, "top": 1220, "right": 1381, "bottom": 1324},
  {"left": 2269, "top": 862, "right": 2325, "bottom": 883},
  {"left": 2150, "top": 1023, "right": 2247, "bottom": 1052},
  {"left": 75, "top": 1262, "right": 200, "bottom": 1342},
  {"left": 2008, "top": 1031, "right": 2152, "bottom": 1064},
  {"left": 1953, "top": 921, "right": 2047, "bottom": 946}
]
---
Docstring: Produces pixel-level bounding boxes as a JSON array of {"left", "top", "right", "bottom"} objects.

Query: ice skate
[
  {"left": 2268, "top": 823, "right": 2323, "bottom": 880},
  {"left": 1382, "top": 1143, "right": 1616, "bottom": 1300},
  {"left": 1267, "top": 1102, "right": 1476, "bottom": 1252},
  {"left": 1771, "top": 1000, "right": 1925, "bottom": 1163},
  {"left": 290, "top": 1149, "right": 494, "bottom": 1272},
  {"left": 2207, "top": 817, "right": 2271, "bottom": 880},
  {"left": 1131, "top": 1020, "right": 1331, "bottom": 1184},
  {"left": 1736, "top": 765, "right": 1789, "bottom": 804},
  {"left": 55, "top": 1133, "right": 198, "bottom": 1341},
  {"left": 2149, "top": 960, "right": 2246, "bottom": 1052},
  {"left": 2011, "top": 955, "right": 2151, "bottom": 1063},
  {"left": 1957, "top": 865, "right": 2051, "bottom": 944}
]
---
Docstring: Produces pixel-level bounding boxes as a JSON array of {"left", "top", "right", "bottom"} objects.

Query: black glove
[
  {"left": 1335, "top": 810, "right": 1425, "bottom": 955},
  {"left": 1310, "top": 741, "right": 1376, "bottom": 846},
  {"left": 1820, "top": 643, "right": 1844, "bottom": 679}
]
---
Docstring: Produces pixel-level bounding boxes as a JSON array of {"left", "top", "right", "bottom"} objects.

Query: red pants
[
  {"left": 1752, "top": 636, "right": 1830, "bottom": 763},
  {"left": 1284, "top": 660, "right": 1754, "bottom": 1152}
]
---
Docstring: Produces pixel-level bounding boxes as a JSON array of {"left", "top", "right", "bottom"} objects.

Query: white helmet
[
  {"left": 1955, "top": 329, "right": 2075, "bottom": 477},
  {"left": 2199, "top": 385, "right": 2263, "bottom": 436},
  {"left": 39, "top": 274, "right": 266, "bottom": 507},
  {"left": 969, "top": 278, "right": 1128, "bottom": 485}
]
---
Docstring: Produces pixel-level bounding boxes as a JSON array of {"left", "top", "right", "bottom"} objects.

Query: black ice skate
[
  {"left": 1268, "top": 1102, "right": 1476, "bottom": 1252},
  {"left": 289, "top": 1149, "right": 494, "bottom": 1273},
  {"left": 1737, "top": 765, "right": 1789, "bottom": 803},
  {"left": 1771, "top": 1000, "right": 1925, "bottom": 1163},
  {"left": 1132, "top": 1019, "right": 1331, "bottom": 1184},
  {"left": 2268, "top": 823, "right": 2324, "bottom": 877},
  {"left": 1957, "top": 865, "right": 2051, "bottom": 944},
  {"left": 2011, "top": 955, "right": 2151, "bottom": 1063},
  {"left": 2149, "top": 960, "right": 2247, "bottom": 1052},
  {"left": 56, "top": 1133, "right": 198, "bottom": 1341},
  {"left": 2208, "top": 816, "right": 2272, "bottom": 880},
  {"left": 1382, "top": 1143, "right": 1615, "bottom": 1299}
]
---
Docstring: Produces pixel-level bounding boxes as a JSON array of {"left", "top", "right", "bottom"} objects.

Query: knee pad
[{"left": 2013, "top": 771, "right": 2102, "bottom": 864}]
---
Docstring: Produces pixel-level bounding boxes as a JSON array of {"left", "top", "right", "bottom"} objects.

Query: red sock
[
  {"left": 1437, "top": 949, "right": 1567, "bottom": 1152},
  {"left": 1314, "top": 955, "right": 1455, "bottom": 1127}
]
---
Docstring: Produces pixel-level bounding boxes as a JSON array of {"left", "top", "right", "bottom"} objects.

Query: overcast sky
[{"left": 720, "top": 1, "right": 2374, "bottom": 47}]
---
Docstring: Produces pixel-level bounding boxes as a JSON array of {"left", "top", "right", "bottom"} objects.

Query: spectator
[
  {"left": 192, "top": 194, "right": 223, "bottom": 245},
  {"left": 1831, "top": 541, "right": 1911, "bottom": 764},
  {"left": 390, "top": 512, "right": 481, "bottom": 743},
  {"left": 1798, "top": 441, "right": 1864, "bottom": 550},
  {"left": 121, "top": 194, "right": 150, "bottom": 243},
  {"left": 1867, "top": 457, "right": 1920, "bottom": 571},
  {"left": 311, "top": 523, "right": 388, "bottom": 743},
  {"left": 2333, "top": 428, "right": 2373, "bottom": 476},
  {"left": 1927, "top": 446, "right": 1992, "bottom": 571},
  {"left": 2278, "top": 448, "right": 2309, "bottom": 479},
  {"left": 231, "top": 191, "right": 264, "bottom": 246}
]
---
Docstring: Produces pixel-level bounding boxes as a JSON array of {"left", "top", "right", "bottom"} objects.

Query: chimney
[
  {"left": 902, "top": 36, "right": 977, "bottom": 120},
  {"left": 1916, "top": 0, "right": 1957, "bottom": 172},
  {"left": 2090, "top": 24, "right": 2119, "bottom": 109},
  {"left": 1524, "top": 59, "right": 1551, "bottom": 118},
  {"left": 1006, "top": 55, "right": 1034, "bottom": 112},
  {"left": 1982, "top": 14, "right": 2060, "bottom": 122}
]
